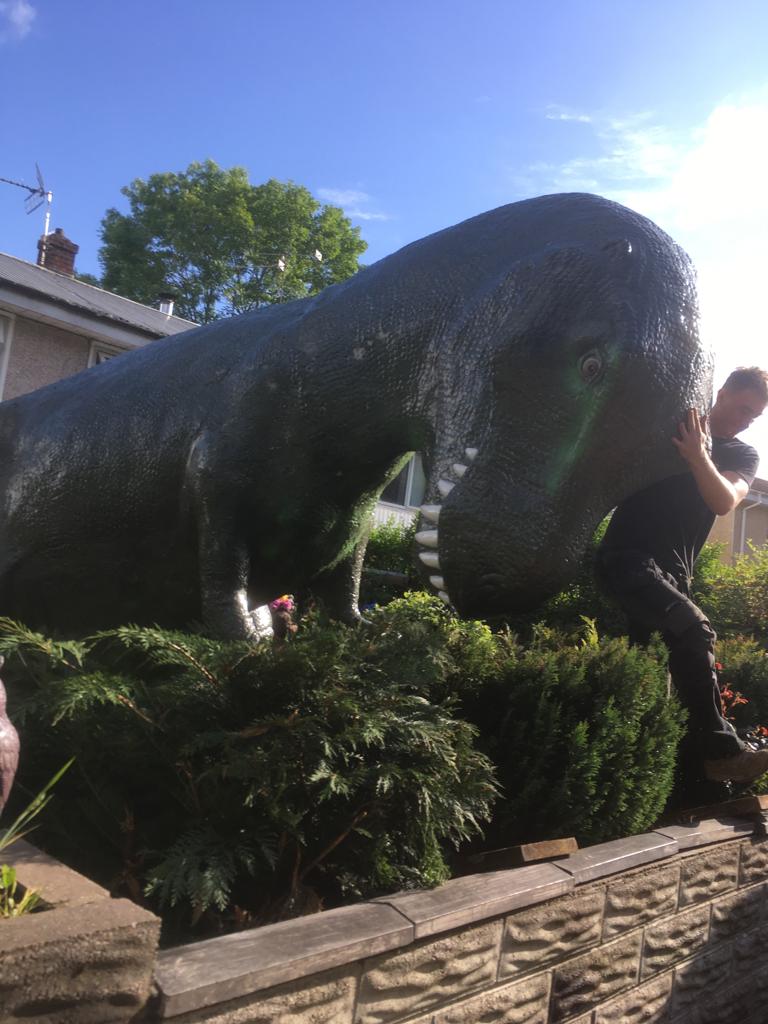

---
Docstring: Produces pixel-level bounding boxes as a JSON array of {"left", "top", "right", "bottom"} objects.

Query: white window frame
[
  {"left": 88, "top": 340, "right": 124, "bottom": 367},
  {"left": 0, "top": 312, "right": 15, "bottom": 400},
  {"left": 380, "top": 453, "right": 426, "bottom": 509}
]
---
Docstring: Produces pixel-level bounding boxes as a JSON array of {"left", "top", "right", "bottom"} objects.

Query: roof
[{"left": 0, "top": 251, "right": 197, "bottom": 337}]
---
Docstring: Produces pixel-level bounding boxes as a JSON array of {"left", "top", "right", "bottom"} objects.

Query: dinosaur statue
[{"left": 0, "top": 193, "right": 710, "bottom": 638}]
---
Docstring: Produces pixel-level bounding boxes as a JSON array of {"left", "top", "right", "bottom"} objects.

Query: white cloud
[
  {"left": 0, "top": 0, "right": 35, "bottom": 42},
  {"left": 544, "top": 106, "right": 592, "bottom": 124},
  {"left": 536, "top": 94, "right": 768, "bottom": 459},
  {"left": 317, "top": 187, "right": 392, "bottom": 222}
]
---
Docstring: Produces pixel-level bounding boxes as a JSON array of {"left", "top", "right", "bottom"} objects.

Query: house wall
[
  {"left": 149, "top": 818, "right": 768, "bottom": 1024},
  {"left": 708, "top": 510, "right": 736, "bottom": 561},
  {"left": 707, "top": 480, "right": 768, "bottom": 564},
  {"left": 2, "top": 313, "right": 92, "bottom": 400}
]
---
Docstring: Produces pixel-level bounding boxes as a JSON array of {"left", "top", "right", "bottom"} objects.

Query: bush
[
  {"left": 0, "top": 613, "right": 496, "bottom": 940},
  {"left": 364, "top": 519, "right": 417, "bottom": 574},
  {"left": 361, "top": 519, "right": 418, "bottom": 607},
  {"left": 713, "top": 636, "right": 768, "bottom": 733},
  {"left": 0, "top": 594, "right": 689, "bottom": 939},
  {"left": 694, "top": 542, "right": 768, "bottom": 643},
  {"left": 459, "top": 623, "right": 686, "bottom": 847}
]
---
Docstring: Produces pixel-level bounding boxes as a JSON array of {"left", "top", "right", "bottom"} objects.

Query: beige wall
[
  {"left": 708, "top": 509, "right": 736, "bottom": 561},
  {"left": 2, "top": 314, "right": 92, "bottom": 400},
  {"left": 708, "top": 478, "right": 768, "bottom": 563}
]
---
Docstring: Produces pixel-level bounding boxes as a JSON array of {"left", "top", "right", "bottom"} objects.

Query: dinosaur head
[{"left": 414, "top": 196, "right": 711, "bottom": 617}]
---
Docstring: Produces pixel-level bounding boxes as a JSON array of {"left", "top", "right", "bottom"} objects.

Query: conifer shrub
[
  {"left": 457, "top": 623, "right": 686, "bottom": 847},
  {"left": 367, "top": 599, "right": 685, "bottom": 845},
  {"left": 0, "top": 594, "right": 688, "bottom": 938},
  {"left": 0, "top": 613, "right": 496, "bottom": 939}
]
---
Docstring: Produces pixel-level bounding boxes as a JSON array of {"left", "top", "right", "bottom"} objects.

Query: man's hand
[
  {"left": 672, "top": 408, "right": 710, "bottom": 466},
  {"left": 672, "top": 408, "right": 748, "bottom": 515}
]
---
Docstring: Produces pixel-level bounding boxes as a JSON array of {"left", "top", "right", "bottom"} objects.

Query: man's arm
[{"left": 672, "top": 409, "right": 750, "bottom": 515}]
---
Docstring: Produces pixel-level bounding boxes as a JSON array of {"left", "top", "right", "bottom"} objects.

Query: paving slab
[
  {"left": 653, "top": 817, "right": 753, "bottom": 851},
  {"left": 374, "top": 862, "right": 573, "bottom": 939},
  {"left": 554, "top": 833, "right": 678, "bottom": 884},
  {"left": 154, "top": 902, "right": 413, "bottom": 1017}
]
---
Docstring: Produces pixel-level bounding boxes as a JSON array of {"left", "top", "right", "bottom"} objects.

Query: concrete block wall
[
  {"left": 149, "top": 816, "right": 768, "bottom": 1024},
  {"left": 0, "top": 839, "right": 160, "bottom": 1024}
]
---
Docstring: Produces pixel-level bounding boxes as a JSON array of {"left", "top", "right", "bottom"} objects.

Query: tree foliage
[{"left": 99, "top": 161, "right": 368, "bottom": 323}]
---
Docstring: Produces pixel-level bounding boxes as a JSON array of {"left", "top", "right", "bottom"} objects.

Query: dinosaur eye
[{"left": 579, "top": 351, "right": 603, "bottom": 383}]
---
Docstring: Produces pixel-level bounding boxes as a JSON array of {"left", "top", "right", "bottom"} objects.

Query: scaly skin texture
[{"left": 0, "top": 194, "right": 711, "bottom": 638}]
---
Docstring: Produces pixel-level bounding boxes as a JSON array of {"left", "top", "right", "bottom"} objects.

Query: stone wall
[
  {"left": 0, "top": 839, "right": 160, "bottom": 1024},
  {"left": 148, "top": 814, "right": 768, "bottom": 1024}
]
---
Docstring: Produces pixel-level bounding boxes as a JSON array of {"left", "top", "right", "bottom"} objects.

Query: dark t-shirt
[{"left": 601, "top": 437, "right": 759, "bottom": 581}]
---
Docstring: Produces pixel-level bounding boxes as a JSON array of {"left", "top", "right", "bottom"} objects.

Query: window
[
  {"left": 380, "top": 454, "right": 426, "bottom": 508},
  {"left": 88, "top": 341, "right": 124, "bottom": 367},
  {"left": 0, "top": 313, "right": 14, "bottom": 400}
]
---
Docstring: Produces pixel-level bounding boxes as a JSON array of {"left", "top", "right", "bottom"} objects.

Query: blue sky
[{"left": 2, "top": 0, "right": 768, "bottom": 453}]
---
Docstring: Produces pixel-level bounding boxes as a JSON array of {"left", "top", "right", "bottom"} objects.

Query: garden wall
[
  {"left": 147, "top": 814, "right": 768, "bottom": 1024},
  {"left": 0, "top": 839, "right": 159, "bottom": 1023}
]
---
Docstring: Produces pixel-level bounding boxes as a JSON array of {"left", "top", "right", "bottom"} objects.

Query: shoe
[{"left": 704, "top": 747, "right": 768, "bottom": 783}]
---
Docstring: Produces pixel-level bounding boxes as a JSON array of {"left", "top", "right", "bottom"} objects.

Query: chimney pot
[{"left": 157, "top": 292, "right": 176, "bottom": 317}]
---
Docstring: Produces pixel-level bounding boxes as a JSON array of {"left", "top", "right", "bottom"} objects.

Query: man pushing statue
[{"left": 597, "top": 367, "right": 768, "bottom": 789}]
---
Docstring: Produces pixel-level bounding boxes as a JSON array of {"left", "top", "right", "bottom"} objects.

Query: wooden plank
[{"left": 466, "top": 838, "right": 579, "bottom": 872}]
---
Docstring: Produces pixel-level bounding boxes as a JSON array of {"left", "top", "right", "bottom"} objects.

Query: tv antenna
[{"left": 0, "top": 162, "right": 53, "bottom": 240}]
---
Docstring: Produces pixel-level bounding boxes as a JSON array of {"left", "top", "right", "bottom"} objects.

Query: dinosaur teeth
[
  {"left": 419, "top": 551, "right": 441, "bottom": 569},
  {"left": 438, "top": 479, "right": 454, "bottom": 497},
  {"left": 420, "top": 504, "right": 441, "bottom": 523},
  {"left": 452, "top": 463, "right": 468, "bottom": 477},
  {"left": 438, "top": 591, "right": 451, "bottom": 604},
  {"left": 465, "top": 447, "right": 478, "bottom": 461},
  {"left": 429, "top": 575, "right": 445, "bottom": 590},
  {"left": 415, "top": 529, "right": 439, "bottom": 549}
]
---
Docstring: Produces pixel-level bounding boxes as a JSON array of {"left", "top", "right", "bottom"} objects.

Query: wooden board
[
  {"left": 676, "top": 793, "right": 768, "bottom": 824},
  {"left": 464, "top": 837, "right": 579, "bottom": 873}
]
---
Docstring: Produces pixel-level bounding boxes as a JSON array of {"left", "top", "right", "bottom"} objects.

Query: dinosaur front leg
[
  {"left": 197, "top": 530, "right": 260, "bottom": 640},
  {"left": 306, "top": 537, "right": 367, "bottom": 625},
  {"left": 188, "top": 435, "right": 264, "bottom": 640}
]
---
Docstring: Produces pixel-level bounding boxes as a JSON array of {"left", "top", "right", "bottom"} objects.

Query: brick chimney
[{"left": 37, "top": 227, "right": 79, "bottom": 276}]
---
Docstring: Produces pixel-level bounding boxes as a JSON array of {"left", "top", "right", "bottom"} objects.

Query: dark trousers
[{"left": 596, "top": 548, "right": 743, "bottom": 761}]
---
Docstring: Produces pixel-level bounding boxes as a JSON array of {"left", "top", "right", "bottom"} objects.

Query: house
[
  {"left": 708, "top": 476, "right": 768, "bottom": 561},
  {"left": 0, "top": 228, "right": 195, "bottom": 401}
]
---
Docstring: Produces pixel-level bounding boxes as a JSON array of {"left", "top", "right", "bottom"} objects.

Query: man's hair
[{"left": 722, "top": 366, "right": 768, "bottom": 400}]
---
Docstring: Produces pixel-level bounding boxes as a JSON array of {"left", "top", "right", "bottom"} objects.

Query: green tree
[{"left": 99, "top": 161, "right": 368, "bottom": 323}]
